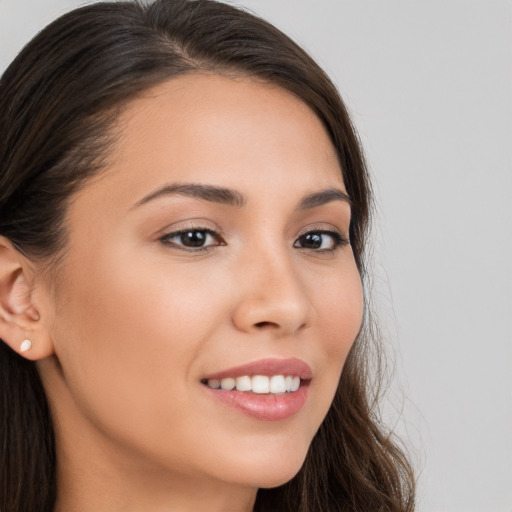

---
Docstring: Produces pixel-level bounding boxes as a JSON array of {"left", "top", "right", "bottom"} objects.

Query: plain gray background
[{"left": 1, "top": 1, "right": 511, "bottom": 511}]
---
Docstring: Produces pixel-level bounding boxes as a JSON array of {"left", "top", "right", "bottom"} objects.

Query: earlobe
[
  {"left": 0, "top": 236, "right": 54, "bottom": 360},
  {"left": 20, "top": 338, "right": 33, "bottom": 352}
]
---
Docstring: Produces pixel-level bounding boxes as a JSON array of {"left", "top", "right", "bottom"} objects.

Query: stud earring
[{"left": 20, "top": 339, "right": 32, "bottom": 352}]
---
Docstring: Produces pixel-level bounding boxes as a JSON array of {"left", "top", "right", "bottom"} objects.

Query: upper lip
[{"left": 203, "top": 357, "right": 312, "bottom": 381}]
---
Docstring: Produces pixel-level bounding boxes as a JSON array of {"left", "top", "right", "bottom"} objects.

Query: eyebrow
[
  {"left": 133, "top": 183, "right": 245, "bottom": 209},
  {"left": 297, "top": 188, "right": 351, "bottom": 210},
  {"left": 132, "top": 183, "right": 351, "bottom": 210}
]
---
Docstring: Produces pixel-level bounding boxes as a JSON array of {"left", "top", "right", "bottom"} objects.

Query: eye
[
  {"left": 160, "top": 228, "right": 225, "bottom": 251},
  {"left": 293, "top": 230, "right": 348, "bottom": 252}
]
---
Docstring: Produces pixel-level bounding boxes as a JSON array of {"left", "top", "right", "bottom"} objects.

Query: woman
[{"left": 0, "top": 1, "right": 415, "bottom": 510}]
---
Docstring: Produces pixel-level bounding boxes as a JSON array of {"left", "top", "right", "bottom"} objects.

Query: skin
[{"left": 0, "top": 74, "right": 363, "bottom": 511}]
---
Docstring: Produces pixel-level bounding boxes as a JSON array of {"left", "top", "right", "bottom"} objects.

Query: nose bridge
[{"left": 231, "top": 242, "right": 315, "bottom": 335}]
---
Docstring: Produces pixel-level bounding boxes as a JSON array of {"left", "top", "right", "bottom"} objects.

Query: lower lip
[{"left": 203, "top": 383, "right": 309, "bottom": 421}]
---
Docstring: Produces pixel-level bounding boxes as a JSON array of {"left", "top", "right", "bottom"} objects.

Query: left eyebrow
[{"left": 297, "top": 188, "right": 351, "bottom": 210}]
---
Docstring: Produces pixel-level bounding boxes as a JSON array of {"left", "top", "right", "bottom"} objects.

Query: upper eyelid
[
  {"left": 296, "top": 223, "right": 348, "bottom": 240},
  {"left": 297, "top": 228, "right": 346, "bottom": 239},
  {"left": 158, "top": 220, "right": 222, "bottom": 238},
  {"left": 164, "top": 226, "right": 218, "bottom": 235}
]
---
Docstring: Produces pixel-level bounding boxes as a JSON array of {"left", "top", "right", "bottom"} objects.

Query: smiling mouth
[
  {"left": 200, "top": 358, "right": 312, "bottom": 420},
  {"left": 201, "top": 374, "right": 303, "bottom": 394}
]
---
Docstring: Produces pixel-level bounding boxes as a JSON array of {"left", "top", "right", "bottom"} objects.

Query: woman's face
[{"left": 39, "top": 74, "right": 363, "bottom": 493}]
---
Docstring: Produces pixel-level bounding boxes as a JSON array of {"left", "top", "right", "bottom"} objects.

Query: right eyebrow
[
  {"left": 297, "top": 188, "right": 351, "bottom": 210},
  {"left": 131, "top": 183, "right": 246, "bottom": 210}
]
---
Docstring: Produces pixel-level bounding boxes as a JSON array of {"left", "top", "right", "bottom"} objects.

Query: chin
[
  {"left": 222, "top": 443, "right": 309, "bottom": 489},
  {"left": 253, "top": 465, "right": 304, "bottom": 489}
]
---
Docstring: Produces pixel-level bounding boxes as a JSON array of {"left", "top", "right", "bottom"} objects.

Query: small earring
[{"left": 20, "top": 339, "right": 32, "bottom": 352}]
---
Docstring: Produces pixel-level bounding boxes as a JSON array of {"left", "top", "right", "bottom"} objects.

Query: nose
[{"left": 230, "top": 250, "right": 316, "bottom": 337}]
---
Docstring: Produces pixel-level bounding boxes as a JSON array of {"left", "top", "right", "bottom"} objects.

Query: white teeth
[
  {"left": 235, "top": 376, "right": 252, "bottom": 391},
  {"left": 252, "top": 375, "right": 270, "bottom": 394},
  {"left": 269, "top": 375, "right": 286, "bottom": 394},
  {"left": 220, "top": 377, "right": 235, "bottom": 390},
  {"left": 206, "top": 374, "right": 302, "bottom": 394},
  {"left": 208, "top": 379, "right": 221, "bottom": 389}
]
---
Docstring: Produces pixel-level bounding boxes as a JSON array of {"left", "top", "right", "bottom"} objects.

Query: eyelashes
[
  {"left": 160, "top": 228, "right": 225, "bottom": 251},
  {"left": 293, "top": 230, "right": 348, "bottom": 252},
  {"left": 159, "top": 226, "right": 349, "bottom": 254}
]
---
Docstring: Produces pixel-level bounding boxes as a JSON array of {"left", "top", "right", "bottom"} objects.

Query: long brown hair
[{"left": 0, "top": 1, "right": 415, "bottom": 510}]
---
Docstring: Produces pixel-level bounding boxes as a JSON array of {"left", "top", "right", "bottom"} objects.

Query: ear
[{"left": 0, "top": 236, "right": 54, "bottom": 360}]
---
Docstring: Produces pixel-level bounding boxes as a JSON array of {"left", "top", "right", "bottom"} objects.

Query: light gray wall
[{"left": 1, "top": 1, "right": 511, "bottom": 511}]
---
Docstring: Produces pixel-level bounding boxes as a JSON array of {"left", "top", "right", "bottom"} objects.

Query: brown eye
[
  {"left": 294, "top": 230, "right": 348, "bottom": 251},
  {"left": 160, "top": 228, "right": 224, "bottom": 251},
  {"left": 179, "top": 230, "right": 209, "bottom": 247}
]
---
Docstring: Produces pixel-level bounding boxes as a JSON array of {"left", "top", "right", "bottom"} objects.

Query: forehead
[
  {"left": 74, "top": 73, "right": 345, "bottom": 214},
  {"left": 111, "top": 74, "right": 341, "bottom": 179}
]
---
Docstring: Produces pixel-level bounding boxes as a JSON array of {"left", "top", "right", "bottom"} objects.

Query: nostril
[{"left": 254, "top": 321, "right": 276, "bottom": 329}]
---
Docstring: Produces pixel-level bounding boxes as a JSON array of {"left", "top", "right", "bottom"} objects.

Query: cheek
[
  {"left": 49, "top": 245, "right": 228, "bottom": 442},
  {"left": 314, "top": 263, "right": 364, "bottom": 362},
  {"left": 301, "top": 258, "right": 364, "bottom": 428}
]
